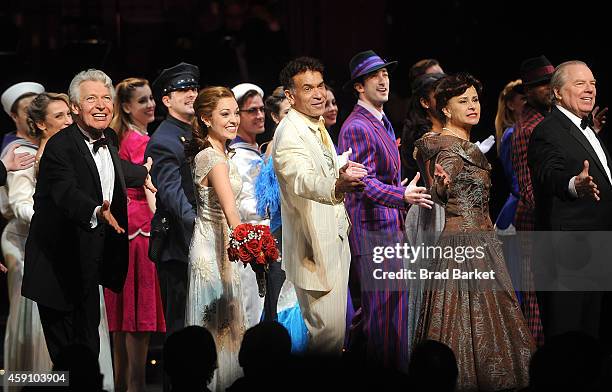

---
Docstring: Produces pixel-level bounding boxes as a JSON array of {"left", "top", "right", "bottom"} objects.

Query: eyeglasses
[{"left": 242, "top": 106, "right": 265, "bottom": 115}]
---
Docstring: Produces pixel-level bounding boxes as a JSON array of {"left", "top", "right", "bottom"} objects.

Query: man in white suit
[{"left": 273, "top": 57, "right": 366, "bottom": 354}]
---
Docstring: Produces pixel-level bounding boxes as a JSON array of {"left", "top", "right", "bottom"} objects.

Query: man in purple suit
[{"left": 338, "top": 50, "right": 433, "bottom": 371}]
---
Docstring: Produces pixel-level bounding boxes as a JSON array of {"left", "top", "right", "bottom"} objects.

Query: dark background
[{"left": 0, "top": 0, "right": 609, "bottom": 376}]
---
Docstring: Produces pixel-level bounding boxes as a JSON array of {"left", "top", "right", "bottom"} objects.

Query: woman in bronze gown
[{"left": 414, "top": 73, "right": 534, "bottom": 391}]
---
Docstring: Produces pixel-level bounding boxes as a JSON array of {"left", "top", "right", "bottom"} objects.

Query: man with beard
[
  {"left": 337, "top": 50, "right": 432, "bottom": 371},
  {"left": 22, "top": 69, "right": 152, "bottom": 361}
]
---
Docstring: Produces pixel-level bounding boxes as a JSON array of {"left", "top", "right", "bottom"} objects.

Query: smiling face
[
  {"left": 163, "top": 87, "right": 198, "bottom": 123},
  {"left": 37, "top": 99, "right": 73, "bottom": 138},
  {"left": 238, "top": 94, "right": 265, "bottom": 136},
  {"left": 123, "top": 85, "right": 155, "bottom": 129},
  {"left": 443, "top": 85, "right": 480, "bottom": 129},
  {"left": 554, "top": 63, "right": 596, "bottom": 118},
  {"left": 72, "top": 80, "right": 113, "bottom": 138},
  {"left": 286, "top": 70, "right": 326, "bottom": 118},
  {"left": 203, "top": 97, "right": 240, "bottom": 144},
  {"left": 323, "top": 89, "right": 338, "bottom": 128},
  {"left": 355, "top": 68, "right": 389, "bottom": 110}
]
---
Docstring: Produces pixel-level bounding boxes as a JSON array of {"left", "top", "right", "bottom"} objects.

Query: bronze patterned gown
[{"left": 414, "top": 134, "right": 534, "bottom": 391}]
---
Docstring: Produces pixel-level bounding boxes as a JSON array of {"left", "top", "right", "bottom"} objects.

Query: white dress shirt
[
  {"left": 357, "top": 99, "right": 384, "bottom": 123},
  {"left": 557, "top": 105, "right": 612, "bottom": 197},
  {"left": 79, "top": 128, "right": 116, "bottom": 228}
]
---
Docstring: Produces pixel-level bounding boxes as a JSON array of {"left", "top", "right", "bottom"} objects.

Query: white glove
[
  {"left": 475, "top": 135, "right": 495, "bottom": 154},
  {"left": 337, "top": 147, "right": 352, "bottom": 168}
]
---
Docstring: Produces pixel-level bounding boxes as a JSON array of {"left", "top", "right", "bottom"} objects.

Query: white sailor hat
[
  {"left": 231, "top": 83, "right": 264, "bottom": 102},
  {"left": 1, "top": 82, "right": 45, "bottom": 116}
]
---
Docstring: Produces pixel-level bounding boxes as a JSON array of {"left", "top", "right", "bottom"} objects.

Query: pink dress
[{"left": 104, "top": 129, "right": 166, "bottom": 332}]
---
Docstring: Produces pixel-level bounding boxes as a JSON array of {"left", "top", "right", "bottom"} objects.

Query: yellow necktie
[{"left": 318, "top": 119, "right": 332, "bottom": 149}]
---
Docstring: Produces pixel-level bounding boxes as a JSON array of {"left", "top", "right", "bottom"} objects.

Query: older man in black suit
[
  {"left": 22, "top": 69, "right": 153, "bottom": 362},
  {"left": 528, "top": 60, "right": 612, "bottom": 340}
]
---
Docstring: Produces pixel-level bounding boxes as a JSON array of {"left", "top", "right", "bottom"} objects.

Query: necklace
[
  {"left": 442, "top": 127, "right": 467, "bottom": 140},
  {"left": 128, "top": 122, "right": 147, "bottom": 135}
]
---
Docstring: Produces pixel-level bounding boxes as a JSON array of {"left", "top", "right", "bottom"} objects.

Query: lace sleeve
[{"left": 193, "top": 148, "right": 228, "bottom": 185}]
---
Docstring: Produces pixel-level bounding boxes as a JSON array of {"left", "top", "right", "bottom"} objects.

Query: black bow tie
[
  {"left": 580, "top": 113, "right": 594, "bottom": 130},
  {"left": 92, "top": 137, "right": 108, "bottom": 153}
]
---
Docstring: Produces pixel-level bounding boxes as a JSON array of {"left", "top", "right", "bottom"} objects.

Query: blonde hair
[
  {"left": 26, "top": 92, "right": 71, "bottom": 139},
  {"left": 110, "top": 77, "right": 150, "bottom": 142},
  {"left": 494, "top": 79, "right": 523, "bottom": 155}
]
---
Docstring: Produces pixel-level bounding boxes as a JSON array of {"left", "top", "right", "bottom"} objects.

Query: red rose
[
  {"left": 256, "top": 224, "right": 271, "bottom": 235},
  {"left": 255, "top": 253, "right": 267, "bottom": 265},
  {"left": 233, "top": 224, "right": 251, "bottom": 242},
  {"left": 261, "top": 235, "right": 276, "bottom": 251},
  {"left": 265, "top": 246, "right": 279, "bottom": 261},
  {"left": 245, "top": 238, "right": 262, "bottom": 255},
  {"left": 238, "top": 247, "right": 253, "bottom": 263}
]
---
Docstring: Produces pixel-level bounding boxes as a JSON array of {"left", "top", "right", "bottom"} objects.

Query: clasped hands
[
  {"left": 335, "top": 148, "right": 367, "bottom": 197},
  {"left": 98, "top": 157, "right": 158, "bottom": 234}
]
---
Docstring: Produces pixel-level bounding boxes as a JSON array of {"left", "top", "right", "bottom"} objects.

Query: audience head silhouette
[
  {"left": 164, "top": 325, "right": 217, "bottom": 391},
  {"left": 408, "top": 339, "right": 458, "bottom": 392},
  {"left": 239, "top": 321, "right": 291, "bottom": 376}
]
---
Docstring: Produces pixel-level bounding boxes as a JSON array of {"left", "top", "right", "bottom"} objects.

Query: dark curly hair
[
  {"left": 185, "top": 86, "right": 236, "bottom": 160},
  {"left": 279, "top": 57, "right": 324, "bottom": 91},
  {"left": 434, "top": 73, "right": 483, "bottom": 124},
  {"left": 400, "top": 72, "right": 445, "bottom": 178}
]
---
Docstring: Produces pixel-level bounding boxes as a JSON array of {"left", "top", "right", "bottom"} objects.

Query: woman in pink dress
[{"left": 106, "top": 77, "right": 166, "bottom": 392}]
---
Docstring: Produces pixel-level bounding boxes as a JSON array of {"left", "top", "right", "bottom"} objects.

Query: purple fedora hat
[{"left": 343, "top": 50, "right": 398, "bottom": 91}]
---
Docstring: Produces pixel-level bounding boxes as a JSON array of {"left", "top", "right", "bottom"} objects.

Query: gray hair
[
  {"left": 550, "top": 60, "right": 588, "bottom": 103},
  {"left": 68, "top": 69, "right": 114, "bottom": 104}
]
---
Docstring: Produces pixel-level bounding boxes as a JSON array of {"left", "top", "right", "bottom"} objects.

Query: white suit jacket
[{"left": 272, "top": 108, "right": 351, "bottom": 292}]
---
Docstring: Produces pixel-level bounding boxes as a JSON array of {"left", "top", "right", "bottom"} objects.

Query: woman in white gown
[
  {"left": 1, "top": 92, "right": 114, "bottom": 391},
  {"left": 184, "top": 86, "right": 247, "bottom": 391}
]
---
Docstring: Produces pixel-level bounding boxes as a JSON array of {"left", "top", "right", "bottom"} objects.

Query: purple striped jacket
[{"left": 338, "top": 104, "right": 406, "bottom": 256}]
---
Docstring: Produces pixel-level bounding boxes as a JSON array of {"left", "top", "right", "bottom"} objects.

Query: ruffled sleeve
[{"left": 193, "top": 147, "right": 228, "bottom": 186}]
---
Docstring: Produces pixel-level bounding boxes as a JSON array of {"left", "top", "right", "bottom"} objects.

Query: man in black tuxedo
[
  {"left": 22, "top": 69, "right": 153, "bottom": 362},
  {"left": 528, "top": 60, "right": 612, "bottom": 340}
]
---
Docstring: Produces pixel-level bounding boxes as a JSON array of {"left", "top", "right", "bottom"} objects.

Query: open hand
[
  {"left": 402, "top": 172, "right": 433, "bottom": 208},
  {"left": 574, "top": 160, "right": 600, "bottom": 200},
  {"left": 97, "top": 200, "right": 126, "bottom": 233},
  {"left": 0, "top": 262, "right": 7, "bottom": 273},
  {"left": 434, "top": 163, "right": 451, "bottom": 188},
  {"left": 593, "top": 106, "right": 608, "bottom": 134},
  {"left": 1, "top": 144, "right": 35, "bottom": 172}
]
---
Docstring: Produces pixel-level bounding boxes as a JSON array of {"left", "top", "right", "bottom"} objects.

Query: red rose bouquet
[{"left": 228, "top": 223, "right": 280, "bottom": 297}]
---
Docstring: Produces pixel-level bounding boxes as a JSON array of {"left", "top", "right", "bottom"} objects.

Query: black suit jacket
[
  {"left": 145, "top": 115, "right": 196, "bottom": 264},
  {"left": 528, "top": 106, "right": 612, "bottom": 231},
  {"left": 0, "top": 160, "right": 6, "bottom": 186},
  {"left": 22, "top": 124, "right": 147, "bottom": 311}
]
